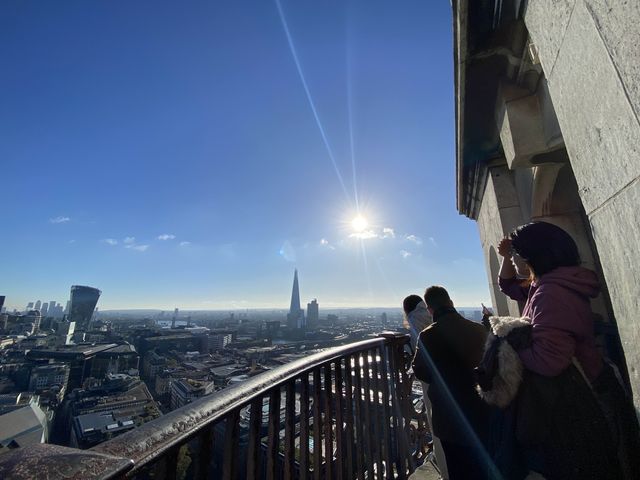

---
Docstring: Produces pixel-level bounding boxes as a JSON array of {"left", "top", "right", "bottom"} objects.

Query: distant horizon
[
  {"left": 4, "top": 301, "right": 490, "bottom": 313},
  {"left": 98, "top": 305, "right": 488, "bottom": 313}
]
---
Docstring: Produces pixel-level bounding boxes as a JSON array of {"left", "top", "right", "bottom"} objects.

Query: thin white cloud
[
  {"left": 349, "top": 230, "right": 378, "bottom": 240},
  {"left": 49, "top": 216, "right": 70, "bottom": 224},
  {"left": 405, "top": 234, "right": 423, "bottom": 245},
  {"left": 68, "top": 239, "right": 76, "bottom": 244},
  {"left": 103, "top": 238, "right": 118, "bottom": 246},
  {"left": 400, "top": 250, "right": 412, "bottom": 259},
  {"left": 382, "top": 228, "right": 395, "bottom": 238},
  {"left": 127, "top": 244, "right": 149, "bottom": 252},
  {"left": 123, "top": 237, "right": 135, "bottom": 244},
  {"left": 157, "top": 234, "right": 176, "bottom": 241},
  {"left": 179, "top": 241, "right": 191, "bottom": 247},
  {"left": 429, "top": 236, "right": 438, "bottom": 247}
]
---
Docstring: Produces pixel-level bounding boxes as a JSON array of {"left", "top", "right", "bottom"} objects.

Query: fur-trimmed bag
[
  {"left": 476, "top": 317, "right": 624, "bottom": 479},
  {"left": 475, "top": 316, "right": 531, "bottom": 407}
]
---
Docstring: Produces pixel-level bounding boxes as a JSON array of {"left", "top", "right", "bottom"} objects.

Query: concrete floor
[{"left": 409, "top": 460, "right": 442, "bottom": 480}]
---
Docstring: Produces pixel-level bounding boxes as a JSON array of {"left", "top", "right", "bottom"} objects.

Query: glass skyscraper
[
  {"left": 68, "top": 285, "right": 101, "bottom": 331},
  {"left": 287, "top": 270, "right": 305, "bottom": 329}
]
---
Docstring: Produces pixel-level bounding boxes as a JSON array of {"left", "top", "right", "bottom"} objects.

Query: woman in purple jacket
[
  {"left": 496, "top": 221, "right": 638, "bottom": 479},
  {"left": 498, "top": 222, "right": 603, "bottom": 383}
]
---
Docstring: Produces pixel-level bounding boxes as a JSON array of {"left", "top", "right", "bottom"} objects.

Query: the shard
[{"left": 287, "top": 269, "right": 305, "bottom": 329}]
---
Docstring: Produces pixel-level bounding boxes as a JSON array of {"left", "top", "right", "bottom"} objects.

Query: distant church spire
[{"left": 287, "top": 269, "right": 305, "bottom": 329}]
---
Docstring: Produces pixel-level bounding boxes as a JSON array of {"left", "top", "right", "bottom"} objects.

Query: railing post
[
  {"left": 370, "top": 349, "right": 386, "bottom": 478},
  {"left": 361, "top": 351, "right": 375, "bottom": 477},
  {"left": 163, "top": 445, "right": 179, "bottom": 480},
  {"left": 399, "top": 343, "right": 417, "bottom": 475},
  {"left": 312, "top": 368, "right": 323, "bottom": 480},
  {"left": 222, "top": 410, "right": 240, "bottom": 480},
  {"left": 343, "top": 355, "right": 355, "bottom": 479},
  {"left": 195, "top": 425, "right": 215, "bottom": 480},
  {"left": 266, "top": 389, "right": 281, "bottom": 480},
  {"left": 377, "top": 345, "right": 395, "bottom": 479},
  {"left": 334, "top": 359, "right": 345, "bottom": 480},
  {"left": 246, "top": 398, "right": 263, "bottom": 480},
  {"left": 300, "top": 373, "right": 311, "bottom": 479},
  {"left": 284, "top": 381, "right": 296, "bottom": 480},
  {"left": 382, "top": 336, "right": 403, "bottom": 476},
  {"left": 323, "top": 363, "right": 334, "bottom": 479},
  {"left": 353, "top": 353, "right": 366, "bottom": 480}
]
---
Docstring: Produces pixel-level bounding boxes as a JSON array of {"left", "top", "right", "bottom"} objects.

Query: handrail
[{"left": 92, "top": 337, "right": 388, "bottom": 466}]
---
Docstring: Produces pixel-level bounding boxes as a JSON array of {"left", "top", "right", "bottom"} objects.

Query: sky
[{"left": 0, "top": 1, "right": 490, "bottom": 310}]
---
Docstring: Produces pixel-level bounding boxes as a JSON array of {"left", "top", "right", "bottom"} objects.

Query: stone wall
[
  {"left": 476, "top": 166, "right": 525, "bottom": 317},
  {"left": 525, "top": 0, "right": 640, "bottom": 405}
]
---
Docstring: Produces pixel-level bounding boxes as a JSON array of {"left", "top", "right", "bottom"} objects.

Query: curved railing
[{"left": 0, "top": 332, "right": 431, "bottom": 479}]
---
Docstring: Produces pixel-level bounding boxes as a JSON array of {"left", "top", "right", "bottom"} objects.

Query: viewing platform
[{"left": 0, "top": 333, "right": 435, "bottom": 479}]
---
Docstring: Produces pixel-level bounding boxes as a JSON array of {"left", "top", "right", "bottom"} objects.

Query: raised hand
[{"left": 497, "top": 237, "right": 512, "bottom": 258}]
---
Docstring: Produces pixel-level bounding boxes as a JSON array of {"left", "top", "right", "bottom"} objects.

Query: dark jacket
[{"left": 412, "top": 307, "right": 489, "bottom": 444}]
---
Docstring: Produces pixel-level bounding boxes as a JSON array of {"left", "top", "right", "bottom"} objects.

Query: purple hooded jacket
[{"left": 499, "top": 266, "right": 603, "bottom": 381}]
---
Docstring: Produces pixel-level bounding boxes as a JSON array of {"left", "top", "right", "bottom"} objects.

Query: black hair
[
  {"left": 402, "top": 294, "right": 424, "bottom": 314},
  {"left": 423, "top": 285, "right": 452, "bottom": 311},
  {"left": 510, "top": 221, "right": 580, "bottom": 277}
]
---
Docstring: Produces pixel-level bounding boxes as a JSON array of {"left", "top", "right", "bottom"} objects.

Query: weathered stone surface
[
  {"left": 0, "top": 443, "right": 133, "bottom": 480},
  {"left": 498, "top": 92, "right": 550, "bottom": 169},
  {"left": 525, "top": 0, "right": 576, "bottom": 75},
  {"left": 514, "top": 168, "right": 534, "bottom": 220},
  {"left": 547, "top": 0, "right": 640, "bottom": 214},
  {"left": 589, "top": 179, "right": 640, "bottom": 404},
  {"left": 477, "top": 168, "right": 524, "bottom": 317},
  {"left": 491, "top": 167, "right": 520, "bottom": 209},
  {"left": 585, "top": 0, "right": 640, "bottom": 123},
  {"left": 486, "top": 245, "right": 510, "bottom": 315}
]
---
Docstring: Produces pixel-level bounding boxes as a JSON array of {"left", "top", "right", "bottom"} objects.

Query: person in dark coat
[
  {"left": 403, "top": 294, "right": 449, "bottom": 478},
  {"left": 412, "top": 286, "right": 495, "bottom": 480}
]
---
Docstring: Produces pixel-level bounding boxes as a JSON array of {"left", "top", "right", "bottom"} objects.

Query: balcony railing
[{"left": 0, "top": 333, "right": 431, "bottom": 479}]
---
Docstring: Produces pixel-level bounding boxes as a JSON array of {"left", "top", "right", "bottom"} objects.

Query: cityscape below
[{"left": 0, "top": 269, "right": 485, "bottom": 452}]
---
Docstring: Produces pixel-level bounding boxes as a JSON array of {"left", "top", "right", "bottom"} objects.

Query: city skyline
[{"left": 0, "top": 1, "right": 491, "bottom": 310}]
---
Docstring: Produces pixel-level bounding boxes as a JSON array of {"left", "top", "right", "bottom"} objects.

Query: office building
[
  {"left": 68, "top": 285, "right": 101, "bottom": 331},
  {"left": 28, "top": 364, "right": 70, "bottom": 393},
  {"left": 306, "top": 299, "right": 319, "bottom": 327},
  {"left": 170, "top": 379, "right": 215, "bottom": 410},
  {"left": 202, "top": 332, "right": 233, "bottom": 353},
  {"left": 171, "top": 308, "right": 179, "bottom": 329}
]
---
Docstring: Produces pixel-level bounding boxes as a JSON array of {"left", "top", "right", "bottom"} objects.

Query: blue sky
[{"left": 0, "top": 1, "right": 490, "bottom": 310}]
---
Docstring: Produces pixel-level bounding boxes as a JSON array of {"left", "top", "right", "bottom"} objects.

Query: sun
[{"left": 351, "top": 215, "right": 368, "bottom": 232}]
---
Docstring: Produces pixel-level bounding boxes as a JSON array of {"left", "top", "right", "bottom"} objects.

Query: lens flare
[{"left": 351, "top": 215, "right": 368, "bottom": 232}]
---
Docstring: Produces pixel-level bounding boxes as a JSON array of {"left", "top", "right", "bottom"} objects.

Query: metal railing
[{"left": 0, "top": 333, "right": 431, "bottom": 479}]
